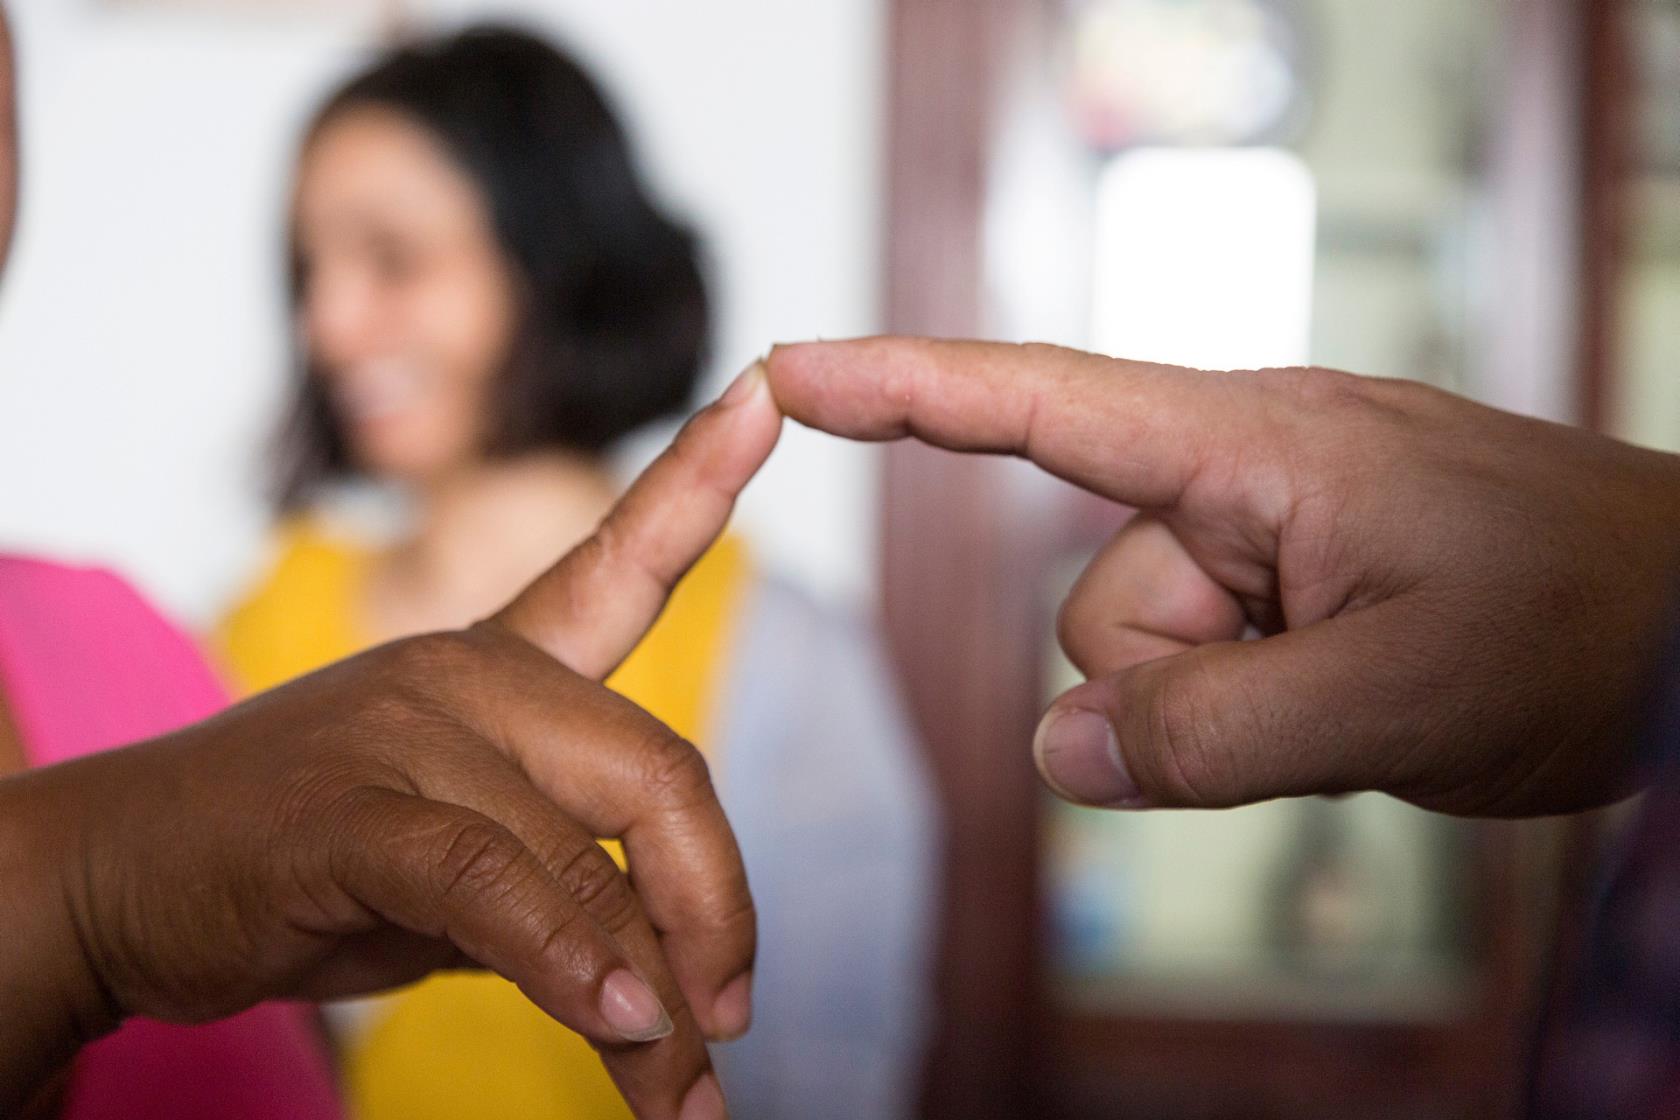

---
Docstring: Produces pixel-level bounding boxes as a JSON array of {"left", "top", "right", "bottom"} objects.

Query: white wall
[{"left": 0, "top": 0, "right": 884, "bottom": 625}]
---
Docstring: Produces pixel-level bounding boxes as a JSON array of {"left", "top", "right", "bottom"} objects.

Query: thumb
[{"left": 1034, "top": 610, "right": 1413, "bottom": 810}]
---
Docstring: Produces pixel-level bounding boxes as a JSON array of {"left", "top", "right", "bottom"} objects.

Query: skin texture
[
  {"left": 765, "top": 337, "right": 1680, "bottom": 818},
  {"left": 0, "top": 363, "right": 782, "bottom": 1120}
]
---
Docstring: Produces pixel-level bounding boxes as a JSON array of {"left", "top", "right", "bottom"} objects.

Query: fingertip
[
  {"left": 762, "top": 337, "right": 913, "bottom": 440},
  {"left": 1033, "top": 704, "right": 1144, "bottom": 809},
  {"left": 706, "top": 971, "right": 752, "bottom": 1042},
  {"left": 601, "top": 968, "right": 676, "bottom": 1043},
  {"left": 762, "top": 339, "right": 804, "bottom": 373},
  {"left": 719, "top": 391, "right": 783, "bottom": 488},
  {"left": 679, "top": 1072, "right": 727, "bottom": 1120},
  {"left": 738, "top": 365, "right": 783, "bottom": 431},
  {"left": 717, "top": 359, "right": 769, "bottom": 409},
  {"left": 763, "top": 336, "right": 880, "bottom": 390}
]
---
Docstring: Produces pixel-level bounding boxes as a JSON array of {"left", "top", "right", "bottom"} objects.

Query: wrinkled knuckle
[
  {"left": 533, "top": 908, "right": 592, "bottom": 970},
  {"left": 275, "top": 759, "right": 393, "bottom": 841},
  {"left": 636, "top": 731, "right": 715, "bottom": 809},
  {"left": 556, "top": 845, "right": 638, "bottom": 933},
  {"left": 581, "top": 520, "right": 625, "bottom": 572},
  {"left": 1142, "top": 668, "right": 1222, "bottom": 806},
  {"left": 561, "top": 532, "right": 619, "bottom": 614},
  {"left": 431, "top": 818, "right": 526, "bottom": 904},
  {"left": 708, "top": 891, "right": 759, "bottom": 955}
]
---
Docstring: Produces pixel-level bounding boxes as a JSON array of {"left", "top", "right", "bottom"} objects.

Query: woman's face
[{"left": 293, "top": 106, "right": 520, "bottom": 484}]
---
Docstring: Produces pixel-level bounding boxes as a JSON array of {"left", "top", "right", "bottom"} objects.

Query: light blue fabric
[{"left": 710, "top": 577, "right": 941, "bottom": 1120}]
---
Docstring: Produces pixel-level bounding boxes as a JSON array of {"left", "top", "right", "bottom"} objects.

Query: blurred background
[
  {"left": 0, "top": 0, "right": 1676, "bottom": 1118},
  {"left": 0, "top": 0, "right": 886, "bottom": 619}
]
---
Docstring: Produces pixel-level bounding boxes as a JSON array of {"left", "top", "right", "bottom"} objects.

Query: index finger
[
  {"left": 494, "top": 360, "right": 782, "bottom": 680},
  {"left": 448, "top": 626, "right": 756, "bottom": 1045},
  {"left": 765, "top": 337, "right": 1247, "bottom": 510}
]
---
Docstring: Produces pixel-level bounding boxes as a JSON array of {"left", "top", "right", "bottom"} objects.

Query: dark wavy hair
[{"left": 275, "top": 24, "right": 709, "bottom": 508}]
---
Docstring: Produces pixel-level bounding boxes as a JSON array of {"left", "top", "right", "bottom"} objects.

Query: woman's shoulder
[
  {"left": 215, "top": 517, "right": 374, "bottom": 695},
  {"left": 221, "top": 520, "right": 364, "bottom": 633},
  {"left": 231, "top": 517, "right": 371, "bottom": 605},
  {"left": 271, "top": 515, "right": 375, "bottom": 574}
]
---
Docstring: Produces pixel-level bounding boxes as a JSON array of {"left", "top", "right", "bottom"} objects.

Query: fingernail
[
  {"left": 719, "top": 360, "right": 767, "bottom": 408},
  {"left": 679, "top": 1072, "right": 727, "bottom": 1120},
  {"left": 710, "top": 972, "right": 753, "bottom": 1041},
  {"left": 600, "top": 969, "right": 673, "bottom": 1042},
  {"left": 1034, "top": 708, "right": 1142, "bottom": 807}
]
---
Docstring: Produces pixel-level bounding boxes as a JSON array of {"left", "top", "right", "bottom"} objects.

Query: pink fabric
[{"left": 0, "top": 555, "right": 342, "bottom": 1120}]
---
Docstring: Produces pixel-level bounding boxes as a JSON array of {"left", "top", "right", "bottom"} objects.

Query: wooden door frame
[
  {"left": 1577, "top": 0, "right": 1633, "bottom": 431},
  {"left": 880, "top": 5, "right": 1043, "bottom": 1117}
]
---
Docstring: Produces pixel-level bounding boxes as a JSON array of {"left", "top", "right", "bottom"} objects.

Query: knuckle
[
  {"left": 342, "top": 685, "right": 465, "bottom": 765},
  {"left": 635, "top": 730, "right": 715, "bottom": 809},
  {"left": 348, "top": 690, "right": 420, "bottom": 739},
  {"left": 1139, "top": 665, "right": 1223, "bottom": 806},
  {"left": 1055, "top": 587, "right": 1102, "bottom": 676},
  {"left": 273, "top": 758, "right": 393, "bottom": 843},
  {"left": 532, "top": 907, "right": 593, "bottom": 972},
  {"left": 1260, "top": 365, "right": 1370, "bottom": 418},
  {"left": 706, "top": 888, "right": 759, "bottom": 952},
  {"left": 580, "top": 519, "right": 625, "bottom": 574},
  {"left": 380, "top": 631, "right": 475, "bottom": 684},
  {"left": 1358, "top": 371, "right": 1441, "bottom": 414},
  {"left": 555, "top": 844, "right": 638, "bottom": 933},
  {"left": 1017, "top": 340, "right": 1067, "bottom": 365},
  {"left": 557, "top": 534, "right": 618, "bottom": 620},
  {"left": 430, "top": 818, "right": 527, "bottom": 904}
]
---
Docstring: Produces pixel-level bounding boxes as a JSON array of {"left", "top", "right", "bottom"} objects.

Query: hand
[
  {"left": 0, "top": 363, "right": 781, "bottom": 1120},
  {"left": 766, "top": 338, "right": 1680, "bottom": 817}
]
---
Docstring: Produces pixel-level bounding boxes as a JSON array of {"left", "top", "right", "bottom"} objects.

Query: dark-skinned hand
[
  {"left": 0, "top": 363, "right": 781, "bottom": 1120},
  {"left": 766, "top": 338, "right": 1680, "bottom": 817}
]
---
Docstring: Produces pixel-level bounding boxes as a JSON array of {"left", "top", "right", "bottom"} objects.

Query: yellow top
[{"left": 216, "top": 519, "right": 751, "bottom": 1120}]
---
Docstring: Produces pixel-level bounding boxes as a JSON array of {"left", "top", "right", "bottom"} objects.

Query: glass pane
[
  {"left": 1039, "top": 555, "right": 1474, "bottom": 1022},
  {"left": 1300, "top": 0, "right": 1494, "bottom": 395},
  {"left": 985, "top": 0, "right": 1500, "bottom": 1020},
  {"left": 1610, "top": 0, "right": 1680, "bottom": 451}
]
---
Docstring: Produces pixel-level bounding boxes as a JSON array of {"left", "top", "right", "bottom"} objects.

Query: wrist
[{"left": 0, "top": 758, "right": 124, "bottom": 1109}]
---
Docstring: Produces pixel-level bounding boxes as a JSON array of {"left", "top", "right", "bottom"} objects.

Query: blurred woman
[{"left": 218, "top": 26, "right": 937, "bottom": 1120}]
